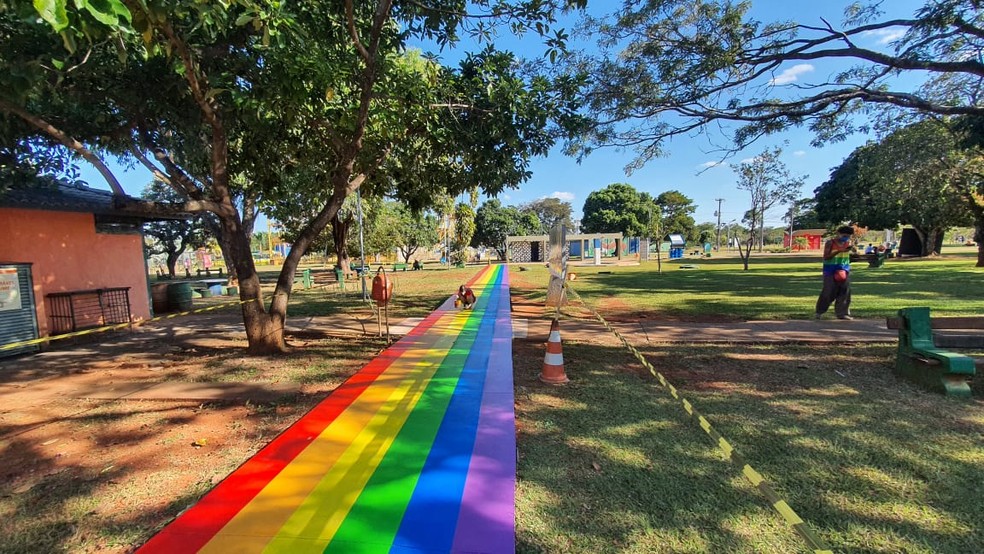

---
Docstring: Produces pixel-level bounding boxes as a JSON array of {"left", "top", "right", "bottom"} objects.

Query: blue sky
[{"left": 78, "top": 0, "right": 927, "bottom": 230}]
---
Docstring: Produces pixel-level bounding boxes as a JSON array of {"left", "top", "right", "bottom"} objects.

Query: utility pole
[
  {"left": 787, "top": 202, "right": 797, "bottom": 252},
  {"left": 714, "top": 198, "right": 723, "bottom": 250}
]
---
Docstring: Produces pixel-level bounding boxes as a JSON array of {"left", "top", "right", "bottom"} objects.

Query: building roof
[
  {"left": 0, "top": 182, "right": 189, "bottom": 221},
  {"left": 788, "top": 229, "right": 827, "bottom": 236}
]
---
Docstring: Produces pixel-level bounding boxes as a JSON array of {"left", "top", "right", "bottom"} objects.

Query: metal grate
[{"left": 46, "top": 288, "right": 132, "bottom": 335}]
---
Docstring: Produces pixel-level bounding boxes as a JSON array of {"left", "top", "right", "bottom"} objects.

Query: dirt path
[{"left": 0, "top": 316, "right": 384, "bottom": 554}]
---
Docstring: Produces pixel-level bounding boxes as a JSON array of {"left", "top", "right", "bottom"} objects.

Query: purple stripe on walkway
[{"left": 451, "top": 272, "right": 516, "bottom": 553}]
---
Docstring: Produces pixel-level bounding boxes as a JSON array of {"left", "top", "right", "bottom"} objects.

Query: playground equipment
[
  {"left": 668, "top": 233, "right": 686, "bottom": 259},
  {"left": 371, "top": 268, "right": 394, "bottom": 338}
]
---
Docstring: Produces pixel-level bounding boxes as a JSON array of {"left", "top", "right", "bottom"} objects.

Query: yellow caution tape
[
  {"left": 1, "top": 275, "right": 351, "bottom": 352},
  {"left": 0, "top": 297, "right": 250, "bottom": 352},
  {"left": 743, "top": 464, "right": 765, "bottom": 486},
  {"left": 562, "top": 281, "right": 832, "bottom": 554},
  {"left": 773, "top": 500, "right": 805, "bottom": 525}
]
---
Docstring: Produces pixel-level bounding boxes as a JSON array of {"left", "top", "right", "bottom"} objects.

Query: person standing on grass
[{"left": 815, "top": 225, "right": 856, "bottom": 320}]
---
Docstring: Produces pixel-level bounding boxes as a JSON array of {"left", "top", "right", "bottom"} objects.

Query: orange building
[
  {"left": 784, "top": 229, "right": 826, "bottom": 250},
  {"left": 1, "top": 183, "right": 184, "bottom": 352}
]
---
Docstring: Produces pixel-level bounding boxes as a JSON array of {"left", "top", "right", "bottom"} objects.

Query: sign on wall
[{"left": 0, "top": 268, "right": 21, "bottom": 311}]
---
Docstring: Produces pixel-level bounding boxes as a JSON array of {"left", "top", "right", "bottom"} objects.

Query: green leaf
[
  {"left": 51, "top": 58, "right": 66, "bottom": 70},
  {"left": 33, "top": 0, "right": 70, "bottom": 32},
  {"left": 82, "top": 0, "right": 128, "bottom": 26},
  {"left": 235, "top": 14, "right": 254, "bottom": 27},
  {"left": 59, "top": 29, "right": 77, "bottom": 53}
]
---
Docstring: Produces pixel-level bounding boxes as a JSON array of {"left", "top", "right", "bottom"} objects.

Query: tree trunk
[
  {"left": 265, "top": 191, "right": 349, "bottom": 346},
  {"left": 740, "top": 238, "right": 752, "bottom": 270},
  {"left": 975, "top": 219, "right": 984, "bottom": 267},
  {"left": 401, "top": 245, "right": 418, "bottom": 264},
  {"left": 332, "top": 212, "right": 353, "bottom": 274},
  {"left": 913, "top": 227, "right": 943, "bottom": 256},
  {"left": 757, "top": 201, "right": 766, "bottom": 253},
  {"left": 165, "top": 250, "right": 180, "bottom": 278}
]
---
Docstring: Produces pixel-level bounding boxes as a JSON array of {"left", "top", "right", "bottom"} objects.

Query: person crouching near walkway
[
  {"left": 456, "top": 285, "right": 476, "bottom": 309},
  {"left": 815, "top": 225, "right": 856, "bottom": 320}
]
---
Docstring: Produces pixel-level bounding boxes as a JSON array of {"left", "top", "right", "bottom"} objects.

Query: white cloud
[
  {"left": 739, "top": 157, "right": 758, "bottom": 164},
  {"left": 501, "top": 194, "right": 512, "bottom": 201},
  {"left": 769, "top": 64, "right": 814, "bottom": 85},
  {"left": 697, "top": 160, "right": 726, "bottom": 169},
  {"left": 793, "top": 150, "right": 806, "bottom": 157},
  {"left": 864, "top": 28, "right": 905, "bottom": 45},
  {"left": 550, "top": 191, "right": 575, "bottom": 201}
]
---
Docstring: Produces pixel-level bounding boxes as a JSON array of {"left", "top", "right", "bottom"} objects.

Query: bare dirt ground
[{"left": 0, "top": 317, "right": 385, "bottom": 554}]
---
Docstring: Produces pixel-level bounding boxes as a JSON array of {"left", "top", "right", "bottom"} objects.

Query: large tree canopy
[
  {"left": 815, "top": 118, "right": 977, "bottom": 258},
  {"left": 472, "top": 198, "right": 541, "bottom": 259},
  {"left": 654, "top": 190, "right": 696, "bottom": 241},
  {"left": 522, "top": 197, "right": 572, "bottom": 232},
  {"left": 580, "top": 182, "right": 655, "bottom": 237},
  {"left": 566, "top": 0, "right": 984, "bottom": 167},
  {"left": 3, "top": 0, "right": 584, "bottom": 352}
]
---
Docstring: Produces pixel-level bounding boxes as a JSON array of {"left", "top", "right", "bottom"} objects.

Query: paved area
[
  {"left": 138, "top": 264, "right": 516, "bottom": 554},
  {"left": 514, "top": 317, "right": 900, "bottom": 343}
]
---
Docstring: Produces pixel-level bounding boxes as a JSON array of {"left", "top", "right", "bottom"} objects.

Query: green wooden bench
[
  {"left": 294, "top": 268, "right": 313, "bottom": 289},
  {"left": 887, "top": 307, "right": 984, "bottom": 398},
  {"left": 393, "top": 263, "right": 408, "bottom": 271},
  {"left": 850, "top": 252, "right": 887, "bottom": 268}
]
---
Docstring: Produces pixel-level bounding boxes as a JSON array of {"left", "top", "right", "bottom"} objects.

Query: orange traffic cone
[{"left": 539, "top": 318, "right": 569, "bottom": 384}]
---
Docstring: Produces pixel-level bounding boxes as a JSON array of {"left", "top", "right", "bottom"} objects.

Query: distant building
[
  {"left": 505, "top": 233, "right": 635, "bottom": 262},
  {"left": 784, "top": 229, "right": 826, "bottom": 250}
]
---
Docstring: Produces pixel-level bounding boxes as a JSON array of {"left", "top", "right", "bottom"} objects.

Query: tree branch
[
  {"left": 0, "top": 97, "right": 126, "bottom": 195},
  {"left": 345, "top": 0, "right": 371, "bottom": 62}
]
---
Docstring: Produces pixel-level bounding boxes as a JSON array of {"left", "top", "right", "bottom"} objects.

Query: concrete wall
[{"left": 0, "top": 208, "right": 150, "bottom": 337}]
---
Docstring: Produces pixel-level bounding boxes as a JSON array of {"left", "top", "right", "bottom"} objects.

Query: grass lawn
[
  {"left": 510, "top": 250, "right": 984, "bottom": 321},
  {"left": 5, "top": 256, "right": 978, "bottom": 552},
  {"left": 284, "top": 264, "right": 480, "bottom": 319},
  {"left": 513, "top": 339, "right": 984, "bottom": 553}
]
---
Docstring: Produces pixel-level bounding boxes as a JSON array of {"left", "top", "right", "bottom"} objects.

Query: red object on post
[{"left": 371, "top": 268, "right": 394, "bottom": 306}]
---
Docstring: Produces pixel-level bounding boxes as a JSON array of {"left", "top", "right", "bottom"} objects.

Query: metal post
[
  {"left": 357, "top": 189, "right": 368, "bottom": 301},
  {"left": 715, "top": 198, "right": 723, "bottom": 250},
  {"left": 654, "top": 205, "right": 662, "bottom": 274}
]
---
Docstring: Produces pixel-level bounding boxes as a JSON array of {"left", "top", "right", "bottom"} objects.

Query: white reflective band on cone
[{"left": 544, "top": 352, "right": 564, "bottom": 365}]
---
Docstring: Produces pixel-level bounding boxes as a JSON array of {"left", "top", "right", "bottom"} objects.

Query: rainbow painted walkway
[{"left": 138, "top": 265, "right": 515, "bottom": 553}]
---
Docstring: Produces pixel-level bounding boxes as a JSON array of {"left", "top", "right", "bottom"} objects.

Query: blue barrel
[
  {"left": 167, "top": 282, "right": 193, "bottom": 312},
  {"left": 209, "top": 283, "right": 223, "bottom": 296}
]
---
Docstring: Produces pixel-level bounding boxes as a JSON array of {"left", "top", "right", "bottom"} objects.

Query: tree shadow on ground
[{"left": 512, "top": 340, "right": 983, "bottom": 553}]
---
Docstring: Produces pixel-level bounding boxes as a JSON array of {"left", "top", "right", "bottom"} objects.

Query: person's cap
[{"left": 836, "top": 225, "right": 854, "bottom": 235}]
